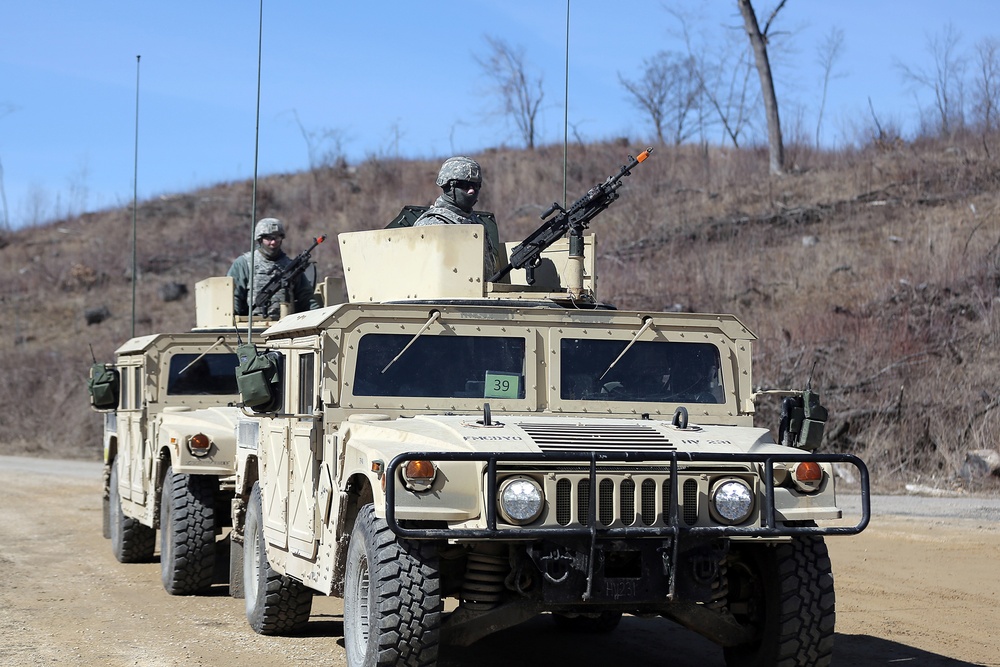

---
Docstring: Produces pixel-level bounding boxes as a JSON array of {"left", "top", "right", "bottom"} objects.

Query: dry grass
[{"left": 1, "top": 134, "right": 999, "bottom": 492}]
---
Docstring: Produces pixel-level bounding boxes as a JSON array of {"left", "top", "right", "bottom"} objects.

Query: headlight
[
  {"left": 710, "top": 478, "right": 754, "bottom": 524},
  {"left": 498, "top": 476, "right": 544, "bottom": 525}
]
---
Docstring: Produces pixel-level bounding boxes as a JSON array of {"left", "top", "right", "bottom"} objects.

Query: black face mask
[{"left": 449, "top": 181, "right": 480, "bottom": 213}]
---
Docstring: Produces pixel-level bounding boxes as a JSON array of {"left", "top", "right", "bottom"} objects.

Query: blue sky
[{"left": 1, "top": 1, "right": 997, "bottom": 228}]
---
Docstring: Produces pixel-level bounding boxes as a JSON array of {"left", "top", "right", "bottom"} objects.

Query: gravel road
[{"left": 1, "top": 455, "right": 997, "bottom": 666}]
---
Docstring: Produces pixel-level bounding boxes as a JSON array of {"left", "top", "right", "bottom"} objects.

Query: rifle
[
  {"left": 253, "top": 235, "right": 326, "bottom": 314},
  {"left": 489, "top": 147, "right": 652, "bottom": 284}
]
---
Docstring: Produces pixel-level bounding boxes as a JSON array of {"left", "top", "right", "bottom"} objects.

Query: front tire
[
  {"left": 344, "top": 504, "right": 441, "bottom": 667},
  {"left": 109, "top": 459, "right": 155, "bottom": 563},
  {"left": 243, "top": 481, "right": 312, "bottom": 634},
  {"left": 229, "top": 533, "right": 245, "bottom": 599},
  {"left": 159, "top": 467, "right": 217, "bottom": 595},
  {"left": 723, "top": 534, "right": 835, "bottom": 667}
]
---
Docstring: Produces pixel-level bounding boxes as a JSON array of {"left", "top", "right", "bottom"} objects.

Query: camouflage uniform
[
  {"left": 414, "top": 156, "right": 499, "bottom": 277},
  {"left": 227, "top": 218, "right": 318, "bottom": 318}
]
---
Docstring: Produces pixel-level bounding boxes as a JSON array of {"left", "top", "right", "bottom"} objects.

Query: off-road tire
[
  {"left": 109, "top": 460, "right": 155, "bottom": 563},
  {"left": 229, "top": 533, "right": 245, "bottom": 599},
  {"left": 552, "top": 610, "right": 623, "bottom": 633},
  {"left": 723, "top": 533, "right": 835, "bottom": 667},
  {"left": 244, "top": 482, "right": 312, "bottom": 634},
  {"left": 102, "top": 463, "right": 112, "bottom": 538},
  {"left": 159, "top": 467, "right": 217, "bottom": 595},
  {"left": 344, "top": 504, "right": 441, "bottom": 667},
  {"left": 102, "top": 496, "right": 111, "bottom": 539}
]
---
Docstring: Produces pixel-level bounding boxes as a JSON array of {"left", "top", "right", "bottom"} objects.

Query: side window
[
  {"left": 120, "top": 368, "right": 131, "bottom": 410},
  {"left": 133, "top": 367, "right": 143, "bottom": 407},
  {"left": 298, "top": 353, "right": 315, "bottom": 414}
]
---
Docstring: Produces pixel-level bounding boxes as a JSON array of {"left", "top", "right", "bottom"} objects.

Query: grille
[
  {"left": 640, "top": 479, "right": 656, "bottom": 525},
  {"left": 683, "top": 478, "right": 699, "bottom": 525},
  {"left": 520, "top": 422, "right": 676, "bottom": 453},
  {"left": 620, "top": 478, "right": 635, "bottom": 526},
  {"left": 555, "top": 474, "right": 697, "bottom": 528}
]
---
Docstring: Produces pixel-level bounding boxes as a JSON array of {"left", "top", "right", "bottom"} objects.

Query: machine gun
[
  {"left": 489, "top": 147, "right": 652, "bottom": 285},
  {"left": 253, "top": 235, "right": 326, "bottom": 315}
]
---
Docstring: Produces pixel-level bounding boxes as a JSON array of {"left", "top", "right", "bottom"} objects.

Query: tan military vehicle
[
  {"left": 91, "top": 278, "right": 263, "bottom": 595},
  {"left": 227, "top": 154, "right": 869, "bottom": 667}
]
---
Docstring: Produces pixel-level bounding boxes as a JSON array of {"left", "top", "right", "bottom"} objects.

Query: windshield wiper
[
  {"left": 178, "top": 336, "right": 228, "bottom": 375},
  {"left": 598, "top": 316, "right": 654, "bottom": 381},
  {"left": 381, "top": 310, "right": 441, "bottom": 374}
]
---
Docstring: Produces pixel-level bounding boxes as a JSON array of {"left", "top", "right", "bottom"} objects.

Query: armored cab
[{"left": 229, "top": 215, "right": 869, "bottom": 667}]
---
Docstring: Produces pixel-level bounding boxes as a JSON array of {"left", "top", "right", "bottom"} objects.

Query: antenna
[
  {"left": 247, "top": 0, "right": 264, "bottom": 342},
  {"left": 131, "top": 54, "right": 141, "bottom": 339},
  {"left": 562, "top": 0, "right": 570, "bottom": 208}
]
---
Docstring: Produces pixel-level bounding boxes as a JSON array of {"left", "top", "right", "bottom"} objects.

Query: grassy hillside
[{"left": 2, "top": 136, "right": 998, "bottom": 493}]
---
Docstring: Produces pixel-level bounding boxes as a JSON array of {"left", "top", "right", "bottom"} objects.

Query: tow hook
[
  {"left": 538, "top": 547, "right": 574, "bottom": 584},
  {"left": 656, "top": 539, "right": 673, "bottom": 576}
]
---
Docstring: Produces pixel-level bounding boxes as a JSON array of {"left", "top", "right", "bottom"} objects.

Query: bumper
[{"left": 384, "top": 450, "right": 870, "bottom": 540}]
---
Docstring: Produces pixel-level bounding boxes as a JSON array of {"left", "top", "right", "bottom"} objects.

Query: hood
[
  {"left": 158, "top": 405, "right": 241, "bottom": 444},
  {"left": 341, "top": 413, "right": 777, "bottom": 459}
]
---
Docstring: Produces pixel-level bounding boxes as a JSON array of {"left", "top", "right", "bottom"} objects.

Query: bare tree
[
  {"left": 972, "top": 37, "right": 1000, "bottom": 133},
  {"left": 0, "top": 103, "right": 19, "bottom": 231},
  {"left": 291, "top": 110, "right": 347, "bottom": 171},
  {"left": 738, "top": 0, "right": 786, "bottom": 175},
  {"left": 815, "top": 26, "right": 846, "bottom": 149},
  {"left": 896, "top": 23, "right": 967, "bottom": 137},
  {"left": 476, "top": 36, "right": 544, "bottom": 150},
  {"left": 619, "top": 51, "right": 702, "bottom": 145},
  {"left": 669, "top": 8, "right": 756, "bottom": 148}
]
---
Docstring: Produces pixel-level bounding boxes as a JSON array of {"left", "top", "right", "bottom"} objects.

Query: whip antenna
[
  {"left": 131, "top": 54, "right": 141, "bottom": 339},
  {"left": 562, "top": 0, "right": 570, "bottom": 208},
  {"left": 247, "top": 0, "right": 264, "bottom": 341}
]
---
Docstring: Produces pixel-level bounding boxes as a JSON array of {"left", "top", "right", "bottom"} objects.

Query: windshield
[
  {"left": 167, "top": 353, "right": 240, "bottom": 396},
  {"left": 560, "top": 339, "right": 724, "bottom": 403},
  {"left": 353, "top": 334, "right": 526, "bottom": 399}
]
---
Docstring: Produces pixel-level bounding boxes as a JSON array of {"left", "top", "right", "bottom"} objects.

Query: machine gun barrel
[
  {"left": 253, "top": 234, "right": 326, "bottom": 311},
  {"left": 489, "top": 148, "right": 652, "bottom": 284}
]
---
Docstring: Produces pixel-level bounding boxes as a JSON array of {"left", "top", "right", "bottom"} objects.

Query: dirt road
[{"left": 1, "top": 455, "right": 997, "bottom": 666}]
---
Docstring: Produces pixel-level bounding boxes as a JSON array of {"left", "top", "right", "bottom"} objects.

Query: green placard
[{"left": 484, "top": 372, "right": 520, "bottom": 399}]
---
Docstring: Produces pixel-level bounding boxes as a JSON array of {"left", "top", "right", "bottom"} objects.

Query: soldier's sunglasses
[{"left": 454, "top": 180, "right": 480, "bottom": 192}]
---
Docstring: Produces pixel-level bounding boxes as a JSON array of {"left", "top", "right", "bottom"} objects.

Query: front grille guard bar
[{"left": 385, "top": 450, "right": 870, "bottom": 540}]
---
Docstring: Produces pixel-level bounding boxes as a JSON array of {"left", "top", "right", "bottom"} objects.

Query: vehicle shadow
[{"left": 438, "top": 615, "right": 982, "bottom": 667}]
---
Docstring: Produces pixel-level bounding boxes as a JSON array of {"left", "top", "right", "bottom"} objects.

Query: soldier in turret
[
  {"left": 414, "top": 156, "right": 500, "bottom": 277},
  {"left": 227, "top": 217, "right": 319, "bottom": 318}
]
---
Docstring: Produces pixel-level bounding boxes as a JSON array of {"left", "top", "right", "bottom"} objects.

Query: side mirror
[
  {"left": 235, "top": 344, "right": 284, "bottom": 413},
  {"left": 87, "top": 363, "right": 120, "bottom": 411},
  {"left": 779, "top": 390, "right": 828, "bottom": 451}
]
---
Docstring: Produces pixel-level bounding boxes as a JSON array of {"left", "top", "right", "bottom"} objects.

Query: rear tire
[
  {"left": 109, "top": 460, "right": 155, "bottom": 563},
  {"left": 723, "top": 534, "right": 835, "bottom": 667},
  {"left": 244, "top": 482, "right": 312, "bottom": 634},
  {"left": 159, "top": 467, "right": 217, "bottom": 595},
  {"left": 102, "top": 496, "right": 111, "bottom": 539},
  {"left": 344, "top": 504, "right": 441, "bottom": 667}
]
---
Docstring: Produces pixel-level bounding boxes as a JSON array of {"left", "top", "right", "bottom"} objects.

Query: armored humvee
[
  {"left": 91, "top": 277, "right": 267, "bottom": 595},
  {"left": 227, "top": 212, "right": 870, "bottom": 667}
]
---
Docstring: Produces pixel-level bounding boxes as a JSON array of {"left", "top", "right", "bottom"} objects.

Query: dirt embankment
[{"left": 0, "top": 456, "right": 997, "bottom": 666}]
